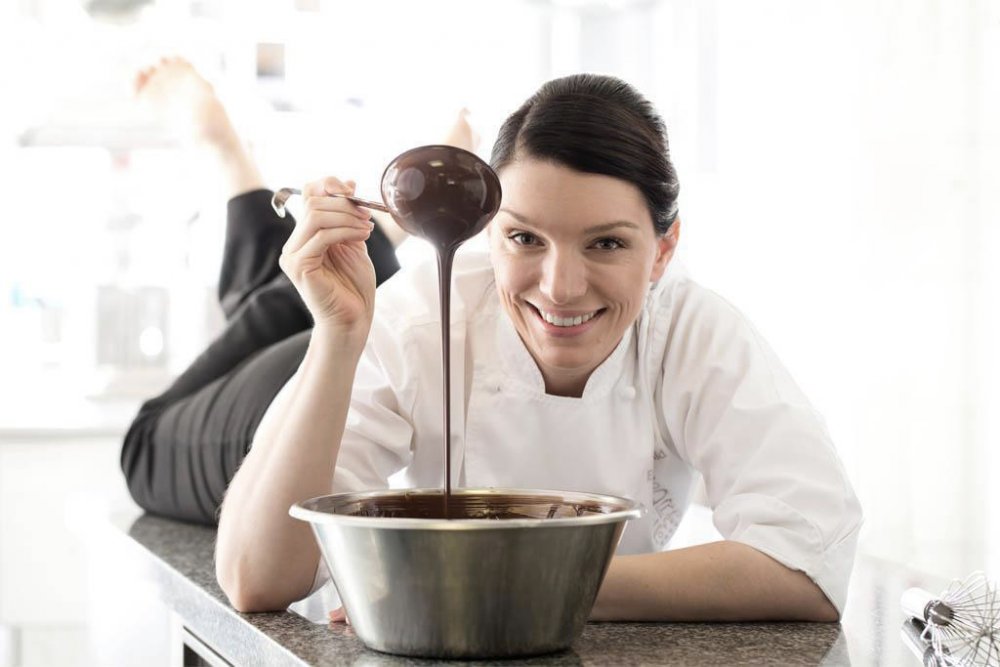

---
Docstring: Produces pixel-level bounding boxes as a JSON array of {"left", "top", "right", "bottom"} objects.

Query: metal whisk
[{"left": 901, "top": 571, "right": 1000, "bottom": 666}]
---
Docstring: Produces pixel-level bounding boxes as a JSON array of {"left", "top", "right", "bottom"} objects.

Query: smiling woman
[
  {"left": 204, "top": 73, "right": 860, "bottom": 625},
  {"left": 489, "top": 162, "right": 677, "bottom": 397},
  {"left": 485, "top": 75, "right": 680, "bottom": 397}
]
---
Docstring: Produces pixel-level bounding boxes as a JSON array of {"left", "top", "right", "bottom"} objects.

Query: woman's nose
[{"left": 539, "top": 249, "right": 587, "bottom": 305}]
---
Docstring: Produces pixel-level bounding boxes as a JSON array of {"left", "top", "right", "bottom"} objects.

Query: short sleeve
[{"left": 658, "top": 288, "right": 863, "bottom": 615}]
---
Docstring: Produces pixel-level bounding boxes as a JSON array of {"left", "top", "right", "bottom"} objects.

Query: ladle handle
[{"left": 271, "top": 187, "right": 390, "bottom": 218}]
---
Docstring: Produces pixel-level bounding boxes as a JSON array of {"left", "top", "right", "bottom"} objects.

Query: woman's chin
[{"left": 536, "top": 353, "right": 600, "bottom": 379}]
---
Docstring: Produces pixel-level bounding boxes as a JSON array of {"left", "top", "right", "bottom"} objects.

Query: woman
[{"left": 212, "top": 73, "right": 861, "bottom": 623}]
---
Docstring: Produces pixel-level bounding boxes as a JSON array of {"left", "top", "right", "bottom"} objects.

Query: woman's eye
[
  {"left": 509, "top": 232, "right": 539, "bottom": 246},
  {"left": 593, "top": 237, "right": 625, "bottom": 251}
]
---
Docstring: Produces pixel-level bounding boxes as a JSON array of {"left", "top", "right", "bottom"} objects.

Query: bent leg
[
  {"left": 123, "top": 329, "right": 310, "bottom": 524},
  {"left": 217, "top": 188, "right": 295, "bottom": 318},
  {"left": 121, "top": 193, "right": 400, "bottom": 524},
  {"left": 123, "top": 57, "right": 403, "bottom": 523}
]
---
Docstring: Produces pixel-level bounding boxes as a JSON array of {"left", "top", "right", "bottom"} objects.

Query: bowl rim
[{"left": 289, "top": 487, "right": 643, "bottom": 530}]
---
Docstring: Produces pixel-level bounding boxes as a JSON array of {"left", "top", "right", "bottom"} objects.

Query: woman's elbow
[
  {"left": 224, "top": 586, "right": 279, "bottom": 614},
  {"left": 804, "top": 595, "right": 840, "bottom": 623},
  {"left": 226, "top": 588, "right": 288, "bottom": 614},
  {"left": 215, "top": 539, "right": 320, "bottom": 613},
  {"left": 792, "top": 576, "right": 841, "bottom": 623},
  {"left": 217, "top": 560, "right": 298, "bottom": 613}
]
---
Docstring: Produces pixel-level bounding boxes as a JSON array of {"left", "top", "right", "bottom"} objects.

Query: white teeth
[{"left": 539, "top": 309, "right": 597, "bottom": 327}]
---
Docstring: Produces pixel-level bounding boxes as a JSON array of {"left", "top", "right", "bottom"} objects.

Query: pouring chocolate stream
[
  {"left": 380, "top": 146, "right": 502, "bottom": 516},
  {"left": 274, "top": 146, "right": 502, "bottom": 517}
]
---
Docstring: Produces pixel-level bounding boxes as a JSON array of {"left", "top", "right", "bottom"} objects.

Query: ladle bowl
[
  {"left": 380, "top": 144, "right": 502, "bottom": 248},
  {"left": 270, "top": 144, "right": 502, "bottom": 245},
  {"left": 290, "top": 488, "right": 641, "bottom": 659}
]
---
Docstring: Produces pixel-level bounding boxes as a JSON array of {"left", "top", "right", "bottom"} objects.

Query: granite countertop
[{"left": 113, "top": 512, "right": 946, "bottom": 666}]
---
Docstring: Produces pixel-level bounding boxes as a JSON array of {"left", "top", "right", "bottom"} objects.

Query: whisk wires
[{"left": 921, "top": 572, "right": 1000, "bottom": 666}]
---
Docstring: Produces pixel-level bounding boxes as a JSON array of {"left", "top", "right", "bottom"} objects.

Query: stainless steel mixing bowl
[{"left": 289, "top": 487, "right": 641, "bottom": 659}]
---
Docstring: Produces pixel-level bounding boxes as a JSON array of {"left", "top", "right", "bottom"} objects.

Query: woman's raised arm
[{"left": 215, "top": 177, "right": 377, "bottom": 612}]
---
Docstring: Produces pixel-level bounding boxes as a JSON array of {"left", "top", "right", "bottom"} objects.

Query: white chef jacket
[{"left": 288, "top": 247, "right": 862, "bottom": 622}]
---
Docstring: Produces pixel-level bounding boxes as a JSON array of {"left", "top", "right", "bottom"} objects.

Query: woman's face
[{"left": 488, "top": 158, "right": 678, "bottom": 396}]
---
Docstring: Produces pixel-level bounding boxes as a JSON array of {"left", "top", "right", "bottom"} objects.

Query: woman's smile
[{"left": 527, "top": 303, "right": 606, "bottom": 337}]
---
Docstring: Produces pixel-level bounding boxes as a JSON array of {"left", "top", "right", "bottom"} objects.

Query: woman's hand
[
  {"left": 279, "top": 177, "right": 377, "bottom": 342},
  {"left": 328, "top": 607, "right": 351, "bottom": 625}
]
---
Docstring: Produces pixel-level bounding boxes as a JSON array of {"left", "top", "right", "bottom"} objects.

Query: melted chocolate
[
  {"left": 380, "top": 146, "right": 502, "bottom": 516},
  {"left": 337, "top": 490, "right": 613, "bottom": 521}
]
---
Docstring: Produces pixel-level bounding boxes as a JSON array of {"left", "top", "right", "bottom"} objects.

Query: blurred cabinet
[{"left": 0, "top": 436, "right": 142, "bottom": 666}]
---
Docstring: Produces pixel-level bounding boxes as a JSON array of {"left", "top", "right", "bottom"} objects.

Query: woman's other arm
[
  {"left": 641, "top": 285, "right": 862, "bottom": 621},
  {"left": 591, "top": 541, "right": 838, "bottom": 622}
]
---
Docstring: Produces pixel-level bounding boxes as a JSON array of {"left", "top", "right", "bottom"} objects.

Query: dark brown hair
[{"left": 490, "top": 74, "right": 679, "bottom": 235}]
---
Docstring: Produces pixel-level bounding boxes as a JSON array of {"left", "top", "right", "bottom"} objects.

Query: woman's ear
[{"left": 649, "top": 217, "right": 681, "bottom": 282}]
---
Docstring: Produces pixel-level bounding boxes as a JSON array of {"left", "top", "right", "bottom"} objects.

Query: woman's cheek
[{"left": 499, "top": 255, "right": 534, "bottom": 289}]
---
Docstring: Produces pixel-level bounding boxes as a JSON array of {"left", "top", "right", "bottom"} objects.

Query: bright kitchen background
[{"left": 0, "top": 0, "right": 997, "bottom": 664}]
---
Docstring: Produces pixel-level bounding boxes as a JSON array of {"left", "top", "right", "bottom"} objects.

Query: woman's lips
[{"left": 528, "top": 304, "right": 604, "bottom": 336}]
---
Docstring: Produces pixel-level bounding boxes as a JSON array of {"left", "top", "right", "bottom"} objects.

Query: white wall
[
  {"left": 645, "top": 0, "right": 998, "bottom": 576},
  {"left": 0, "top": 437, "right": 148, "bottom": 666},
  {"left": 975, "top": 0, "right": 1000, "bottom": 576}
]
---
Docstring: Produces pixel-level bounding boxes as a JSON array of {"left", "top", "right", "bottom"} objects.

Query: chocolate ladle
[
  {"left": 275, "top": 145, "right": 503, "bottom": 515},
  {"left": 378, "top": 145, "right": 502, "bottom": 516},
  {"left": 271, "top": 144, "right": 501, "bottom": 242}
]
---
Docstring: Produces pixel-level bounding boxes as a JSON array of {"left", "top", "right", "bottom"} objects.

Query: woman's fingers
[
  {"left": 280, "top": 226, "right": 373, "bottom": 274},
  {"left": 283, "top": 210, "right": 373, "bottom": 255},
  {"left": 278, "top": 175, "right": 379, "bottom": 328},
  {"left": 301, "top": 177, "right": 371, "bottom": 218},
  {"left": 328, "top": 607, "right": 351, "bottom": 625},
  {"left": 283, "top": 177, "right": 372, "bottom": 254},
  {"left": 303, "top": 177, "right": 371, "bottom": 216},
  {"left": 302, "top": 176, "right": 352, "bottom": 198},
  {"left": 303, "top": 195, "right": 371, "bottom": 218},
  {"left": 298, "top": 225, "right": 372, "bottom": 259}
]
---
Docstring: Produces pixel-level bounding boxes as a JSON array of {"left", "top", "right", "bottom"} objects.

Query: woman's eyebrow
[
  {"left": 585, "top": 221, "right": 640, "bottom": 234},
  {"left": 498, "top": 208, "right": 639, "bottom": 233},
  {"left": 498, "top": 208, "right": 531, "bottom": 224}
]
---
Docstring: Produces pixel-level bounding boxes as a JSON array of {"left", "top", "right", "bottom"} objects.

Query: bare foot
[
  {"left": 441, "top": 108, "right": 481, "bottom": 153},
  {"left": 135, "top": 56, "right": 264, "bottom": 197},
  {"left": 135, "top": 56, "right": 234, "bottom": 147}
]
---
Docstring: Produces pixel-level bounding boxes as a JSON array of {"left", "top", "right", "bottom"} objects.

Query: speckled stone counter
[{"left": 113, "top": 512, "right": 945, "bottom": 666}]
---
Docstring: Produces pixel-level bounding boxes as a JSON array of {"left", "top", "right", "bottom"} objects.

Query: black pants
[{"left": 119, "top": 189, "right": 400, "bottom": 525}]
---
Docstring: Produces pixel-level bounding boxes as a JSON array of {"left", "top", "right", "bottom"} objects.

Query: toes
[{"left": 134, "top": 66, "right": 155, "bottom": 93}]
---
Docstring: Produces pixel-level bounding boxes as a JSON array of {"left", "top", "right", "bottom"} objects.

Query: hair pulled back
[{"left": 490, "top": 74, "right": 679, "bottom": 235}]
